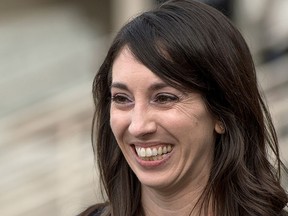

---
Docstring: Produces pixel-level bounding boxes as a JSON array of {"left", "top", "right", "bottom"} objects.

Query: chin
[{"left": 134, "top": 170, "right": 175, "bottom": 190}]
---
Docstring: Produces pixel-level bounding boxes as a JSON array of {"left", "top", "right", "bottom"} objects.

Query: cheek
[
  {"left": 110, "top": 114, "right": 119, "bottom": 137},
  {"left": 110, "top": 110, "right": 129, "bottom": 139},
  {"left": 168, "top": 106, "right": 216, "bottom": 141},
  {"left": 175, "top": 102, "right": 215, "bottom": 126},
  {"left": 166, "top": 105, "right": 200, "bottom": 129}
]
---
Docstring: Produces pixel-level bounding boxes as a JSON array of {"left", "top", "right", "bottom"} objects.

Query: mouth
[{"left": 134, "top": 145, "right": 173, "bottom": 161}]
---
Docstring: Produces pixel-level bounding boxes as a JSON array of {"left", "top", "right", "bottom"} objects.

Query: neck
[{"left": 141, "top": 175, "right": 212, "bottom": 216}]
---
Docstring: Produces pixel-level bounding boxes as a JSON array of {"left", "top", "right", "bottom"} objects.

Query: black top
[
  {"left": 90, "top": 208, "right": 103, "bottom": 216},
  {"left": 78, "top": 204, "right": 288, "bottom": 216}
]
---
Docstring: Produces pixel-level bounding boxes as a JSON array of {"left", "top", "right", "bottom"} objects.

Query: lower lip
[{"left": 132, "top": 147, "right": 173, "bottom": 168}]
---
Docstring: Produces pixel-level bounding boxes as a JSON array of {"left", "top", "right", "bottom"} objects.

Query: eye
[
  {"left": 111, "top": 94, "right": 133, "bottom": 104},
  {"left": 154, "top": 93, "right": 179, "bottom": 104}
]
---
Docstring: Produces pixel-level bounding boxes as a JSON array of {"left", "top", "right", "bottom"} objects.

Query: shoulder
[{"left": 77, "top": 203, "right": 107, "bottom": 216}]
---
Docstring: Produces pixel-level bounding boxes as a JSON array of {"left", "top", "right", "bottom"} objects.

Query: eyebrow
[
  {"left": 110, "top": 82, "right": 128, "bottom": 90},
  {"left": 110, "top": 82, "right": 170, "bottom": 91}
]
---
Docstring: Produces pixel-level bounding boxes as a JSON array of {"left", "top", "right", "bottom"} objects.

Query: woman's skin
[{"left": 110, "top": 47, "right": 224, "bottom": 215}]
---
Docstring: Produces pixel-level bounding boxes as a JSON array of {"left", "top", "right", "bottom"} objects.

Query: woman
[{"left": 79, "top": 0, "right": 288, "bottom": 215}]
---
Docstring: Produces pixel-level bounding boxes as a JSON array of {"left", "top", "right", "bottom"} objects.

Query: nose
[{"left": 128, "top": 105, "right": 157, "bottom": 138}]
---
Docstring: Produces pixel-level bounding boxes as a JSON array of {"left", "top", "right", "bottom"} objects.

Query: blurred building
[
  {"left": 0, "top": 0, "right": 152, "bottom": 215},
  {"left": 0, "top": 0, "right": 287, "bottom": 216}
]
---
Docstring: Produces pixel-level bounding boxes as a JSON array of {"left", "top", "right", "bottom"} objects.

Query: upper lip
[{"left": 129, "top": 141, "right": 172, "bottom": 148}]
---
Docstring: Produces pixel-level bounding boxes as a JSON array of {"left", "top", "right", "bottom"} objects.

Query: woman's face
[{"left": 110, "top": 47, "right": 223, "bottom": 191}]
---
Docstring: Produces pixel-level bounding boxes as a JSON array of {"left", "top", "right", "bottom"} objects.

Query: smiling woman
[
  {"left": 78, "top": 0, "right": 288, "bottom": 216},
  {"left": 110, "top": 47, "right": 222, "bottom": 193}
]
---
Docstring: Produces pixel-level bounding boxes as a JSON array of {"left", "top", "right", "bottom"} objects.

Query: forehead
[
  {"left": 112, "top": 47, "right": 162, "bottom": 81},
  {"left": 112, "top": 47, "right": 139, "bottom": 71},
  {"left": 110, "top": 46, "right": 193, "bottom": 94}
]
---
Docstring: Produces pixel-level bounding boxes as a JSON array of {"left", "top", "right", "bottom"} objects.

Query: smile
[{"left": 135, "top": 145, "right": 172, "bottom": 161}]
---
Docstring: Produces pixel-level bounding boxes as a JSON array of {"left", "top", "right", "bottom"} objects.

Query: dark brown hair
[{"left": 84, "top": 0, "right": 288, "bottom": 215}]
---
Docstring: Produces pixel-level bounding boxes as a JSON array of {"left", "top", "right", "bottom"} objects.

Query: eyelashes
[
  {"left": 111, "top": 94, "right": 132, "bottom": 104},
  {"left": 153, "top": 93, "right": 179, "bottom": 104},
  {"left": 111, "top": 93, "right": 180, "bottom": 107}
]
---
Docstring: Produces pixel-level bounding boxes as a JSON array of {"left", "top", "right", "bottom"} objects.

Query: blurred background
[{"left": 0, "top": 0, "right": 287, "bottom": 215}]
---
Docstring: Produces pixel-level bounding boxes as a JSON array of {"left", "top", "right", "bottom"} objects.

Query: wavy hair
[{"left": 87, "top": 0, "right": 288, "bottom": 215}]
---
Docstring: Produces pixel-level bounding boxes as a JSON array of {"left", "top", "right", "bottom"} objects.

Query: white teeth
[
  {"left": 152, "top": 148, "right": 158, "bottom": 156},
  {"left": 135, "top": 145, "right": 172, "bottom": 158},
  {"left": 158, "top": 147, "right": 162, "bottom": 155},
  {"left": 163, "top": 146, "right": 167, "bottom": 154},
  {"left": 136, "top": 148, "right": 140, "bottom": 155},
  {"left": 140, "top": 148, "right": 146, "bottom": 157},
  {"left": 167, "top": 145, "right": 171, "bottom": 152},
  {"left": 146, "top": 148, "right": 152, "bottom": 157}
]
